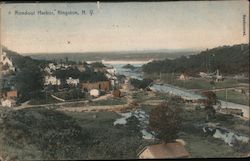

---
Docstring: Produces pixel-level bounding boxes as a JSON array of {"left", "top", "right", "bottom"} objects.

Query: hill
[
  {"left": 2, "top": 47, "right": 47, "bottom": 102},
  {"left": 142, "top": 44, "right": 249, "bottom": 76},
  {"left": 28, "top": 50, "right": 197, "bottom": 62}
]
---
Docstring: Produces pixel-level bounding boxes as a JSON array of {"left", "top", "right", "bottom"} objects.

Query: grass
[
  {"left": 144, "top": 73, "right": 240, "bottom": 90},
  {"left": 215, "top": 90, "right": 249, "bottom": 106},
  {"left": 182, "top": 134, "right": 238, "bottom": 158},
  {"left": 89, "top": 98, "right": 127, "bottom": 106},
  {"left": 28, "top": 95, "right": 61, "bottom": 105},
  {"left": 0, "top": 107, "right": 152, "bottom": 160},
  {"left": 140, "top": 103, "right": 250, "bottom": 158},
  {"left": 171, "top": 79, "right": 239, "bottom": 90},
  {"left": 180, "top": 108, "right": 250, "bottom": 157}
]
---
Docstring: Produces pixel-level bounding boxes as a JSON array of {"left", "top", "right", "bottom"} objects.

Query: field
[
  {"left": 144, "top": 73, "right": 242, "bottom": 89},
  {"left": 215, "top": 90, "right": 249, "bottom": 106}
]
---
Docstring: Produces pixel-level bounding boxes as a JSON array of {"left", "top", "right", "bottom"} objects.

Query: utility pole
[
  {"left": 225, "top": 88, "right": 228, "bottom": 108},
  {"left": 172, "top": 72, "right": 174, "bottom": 84},
  {"left": 45, "top": 90, "right": 47, "bottom": 104},
  {"left": 208, "top": 55, "right": 211, "bottom": 73}
]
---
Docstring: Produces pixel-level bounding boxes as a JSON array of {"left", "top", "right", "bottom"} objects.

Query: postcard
[{"left": 0, "top": 1, "right": 249, "bottom": 160}]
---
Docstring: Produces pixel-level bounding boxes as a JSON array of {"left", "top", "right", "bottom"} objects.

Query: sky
[{"left": 1, "top": 1, "right": 249, "bottom": 54}]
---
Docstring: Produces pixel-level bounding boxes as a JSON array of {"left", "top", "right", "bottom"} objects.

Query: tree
[
  {"left": 202, "top": 91, "right": 217, "bottom": 105},
  {"left": 91, "top": 62, "right": 106, "bottom": 68},
  {"left": 205, "top": 104, "right": 216, "bottom": 121},
  {"left": 130, "top": 78, "right": 153, "bottom": 89},
  {"left": 201, "top": 91, "right": 217, "bottom": 121},
  {"left": 149, "top": 102, "right": 182, "bottom": 143},
  {"left": 122, "top": 64, "right": 136, "bottom": 70}
]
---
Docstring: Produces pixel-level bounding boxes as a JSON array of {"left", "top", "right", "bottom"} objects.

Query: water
[
  {"left": 103, "top": 61, "right": 146, "bottom": 80},
  {"left": 106, "top": 60, "right": 249, "bottom": 129},
  {"left": 203, "top": 126, "right": 249, "bottom": 147},
  {"left": 113, "top": 110, "right": 155, "bottom": 140},
  {"left": 149, "top": 84, "right": 206, "bottom": 101}
]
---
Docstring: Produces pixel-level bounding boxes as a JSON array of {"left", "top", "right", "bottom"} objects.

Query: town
[
  {"left": 0, "top": 43, "right": 249, "bottom": 160},
  {"left": 0, "top": 1, "right": 249, "bottom": 160}
]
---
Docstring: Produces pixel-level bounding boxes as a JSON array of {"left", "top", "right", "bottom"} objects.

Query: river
[{"left": 103, "top": 61, "right": 249, "bottom": 119}]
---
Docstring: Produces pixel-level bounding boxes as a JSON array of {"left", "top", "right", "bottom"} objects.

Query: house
[
  {"left": 1, "top": 98, "right": 16, "bottom": 107},
  {"left": 138, "top": 142, "right": 190, "bottom": 159},
  {"left": 215, "top": 69, "right": 224, "bottom": 82},
  {"left": 90, "top": 89, "right": 100, "bottom": 97},
  {"left": 5, "top": 90, "right": 18, "bottom": 99},
  {"left": 0, "top": 52, "right": 15, "bottom": 72},
  {"left": 81, "top": 81, "right": 111, "bottom": 91},
  {"left": 77, "top": 65, "right": 86, "bottom": 72},
  {"left": 44, "top": 67, "right": 52, "bottom": 75},
  {"left": 48, "top": 63, "right": 56, "bottom": 70},
  {"left": 112, "top": 89, "right": 121, "bottom": 98},
  {"left": 66, "top": 77, "right": 79, "bottom": 86},
  {"left": 215, "top": 75, "right": 224, "bottom": 82},
  {"left": 106, "top": 66, "right": 117, "bottom": 76},
  {"left": 44, "top": 76, "right": 61, "bottom": 86},
  {"left": 179, "top": 74, "right": 189, "bottom": 81},
  {"left": 94, "top": 67, "right": 106, "bottom": 73}
]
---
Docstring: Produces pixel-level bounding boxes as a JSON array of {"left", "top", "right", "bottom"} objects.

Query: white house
[
  {"left": 215, "top": 69, "right": 224, "bottom": 82},
  {"left": 0, "top": 52, "right": 15, "bottom": 72},
  {"left": 66, "top": 77, "right": 80, "bottom": 86},
  {"left": 106, "top": 67, "right": 116, "bottom": 76},
  {"left": 48, "top": 63, "right": 56, "bottom": 71},
  {"left": 90, "top": 89, "right": 100, "bottom": 97},
  {"left": 44, "top": 76, "right": 61, "bottom": 86},
  {"left": 179, "top": 74, "right": 189, "bottom": 81},
  {"left": 44, "top": 67, "right": 52, "bottom": 74},
  {"left": 1, "top": 98, "right": 16, "bottom": 107}
]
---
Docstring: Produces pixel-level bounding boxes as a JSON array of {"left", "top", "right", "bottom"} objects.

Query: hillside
[
  {"left": 142, "top": 44, "right": 249, "bottom": 76},
  {"left": 2, "top": 47, "right": 47, "bottom": 102},
  {"left": 2, "top": 47, "right": 48, "bottom": 70}
]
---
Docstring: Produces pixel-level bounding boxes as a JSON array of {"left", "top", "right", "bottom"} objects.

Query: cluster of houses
[
  {"left": 0, "top": 52, "right": 16, "bottom": 75},
  {"left": 43, "top": 62, "right": 120, "bottom": 98},
  {"left": 0, "top": 52, "right": 18, "bottom": 107}
]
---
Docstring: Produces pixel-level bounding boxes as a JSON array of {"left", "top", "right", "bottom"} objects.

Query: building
[
  {"left": 44, "top": 76, "right": 61, "bottom": 86},
  {"left": 81, "top": 81, "right": 111, "bottom": 91},
  {"left": 66, "top": 77, "right": 79, "bottom": 86},
  {"left": 5, "top": 90, "right": 18, "bottom": 99},
  {"left": 90, "top": 89, "right": 100, "bottom": 97},
  {"left": 44, "top": 67, "right": 52, "bottom": 75},
  {"left": 179, "top": 74, "right": 189, "bottom": 81},
  {"left": 48, "top": 63, "right": 56, "bottom": 71},
  {"left": 215, "top": 69, "right": 224, "bottom": 82},
  {"left": 94, "top": 67, "right": 106, "bottom": 73},
  {"left": 1, "top": 98, "right": 16, "bottom": 107},
  {"left": 0, "top": 52, "right": 15, "bottom": 72},
  {"left": 112, "top": 89, "right": 121, "bottom": 98},
  {"left": 105, "top": 73, "right": 117, "bottom": 87},
  {"left": 138, "top": 142, "right": 190, "bottom": 159},
  {"left": 77, "top": 64, "right": 86, "bottom": 72},
  {"left": 106, "top": 66, "right": 117, "bottom": 76}
]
